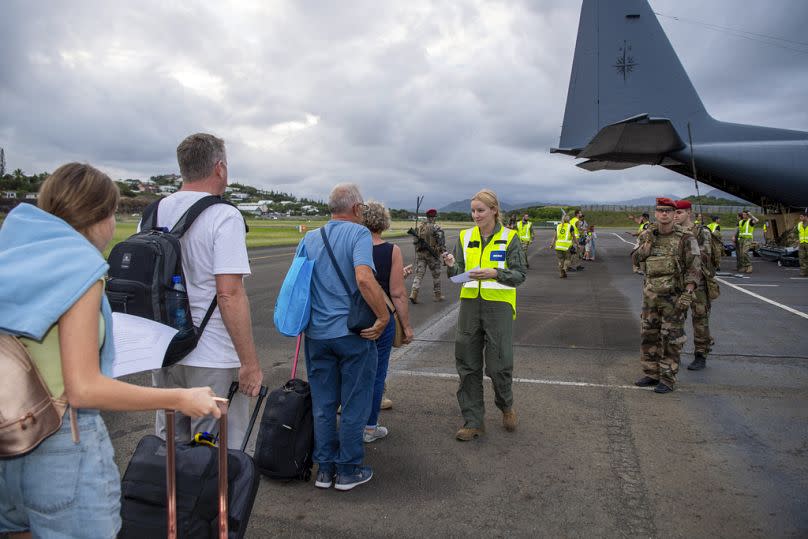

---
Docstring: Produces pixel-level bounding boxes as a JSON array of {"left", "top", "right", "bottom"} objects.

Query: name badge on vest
[{"left": 489, "top": 250, "right": 506, "bottom": 262}]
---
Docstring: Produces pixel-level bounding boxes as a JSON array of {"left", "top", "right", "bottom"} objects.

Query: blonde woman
[
  {"left": 0, "top": 163, "right": 219, "bottom": 538},
  {"left": 362, "top": 201, "right": 414, "bottom": 442},
  {"left": 442, "top": 189, "right": 526, "bottom": 441}
]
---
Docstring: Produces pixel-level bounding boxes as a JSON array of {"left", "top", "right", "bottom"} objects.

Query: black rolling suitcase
[
  {"left": 255, "top": 335, "right": 314, "bottom": 481},
  {"left": 119, "top": 383, "right": 267, "bottom": 539}
]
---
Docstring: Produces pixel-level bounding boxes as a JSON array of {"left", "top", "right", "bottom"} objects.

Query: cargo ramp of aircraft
[{"left": 551, "top": 0, "right": 808, "bottom": 211}]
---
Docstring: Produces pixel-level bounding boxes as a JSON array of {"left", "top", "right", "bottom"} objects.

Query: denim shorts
[{"left": 0, "top": 410, "right": 121, "bottom": 538}]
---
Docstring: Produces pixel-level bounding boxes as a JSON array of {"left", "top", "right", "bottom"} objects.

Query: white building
[
  {"left": 159, "top": 185, "right": 178, "bottom": 194},
  {"left": 2, "top": 191, "right": 16, "bottom": 199},
  {"left": 230, "top": 192, "right": 249, "bottom": 201},
  {"left": 25, "top": 193, "right": 38, "bottom": 200},
  {"left": 236, "top": 203, "right": 267, "bottom": 215}
]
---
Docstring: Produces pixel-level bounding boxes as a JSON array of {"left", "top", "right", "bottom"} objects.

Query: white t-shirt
[{"left": 153, "top": 191, "right": 251, "bottom": 368}]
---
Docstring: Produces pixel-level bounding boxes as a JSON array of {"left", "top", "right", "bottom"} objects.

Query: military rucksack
[{"left": 105, "top": 196, "right": 245, "bottom": 367}]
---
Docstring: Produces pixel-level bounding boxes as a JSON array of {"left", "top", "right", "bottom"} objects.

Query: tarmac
[{"left": 105, "top": 228, "right": 808, "bottom": 538}]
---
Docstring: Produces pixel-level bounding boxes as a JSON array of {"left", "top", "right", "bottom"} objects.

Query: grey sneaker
[
  {"left": 315, "top": 466, "right": 335, "bottom": 489},
  {"left": 363, "top": 425, "right": 389, "bottom": 443},
  {"left": 335, "top": 465, "right": 373, "bottom": 491}
]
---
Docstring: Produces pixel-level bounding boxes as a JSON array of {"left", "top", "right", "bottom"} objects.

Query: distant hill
[
  {"left": 439, "top": 199, "right": 548, "bottom": 213},
  {"left": 701, "top": 188, "right": 747, "bottom": 203},
  {"left": 611, "top": 194, "right": 683, "bottom": 206}
]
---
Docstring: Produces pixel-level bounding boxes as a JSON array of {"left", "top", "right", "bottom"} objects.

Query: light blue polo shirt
[{"left": 298, "top": 220, "right": 375, "bottom": 340}]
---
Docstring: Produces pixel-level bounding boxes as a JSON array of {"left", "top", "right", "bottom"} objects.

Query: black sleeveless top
[{"left": 372, "top": 242, "right": 394, "bottom": 297}]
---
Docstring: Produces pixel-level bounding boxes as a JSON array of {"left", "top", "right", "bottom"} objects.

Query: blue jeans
[
  {"left": 0, "top": 410, "right": 121, "bottom": 538},
  {"left": 305, "top": 333, "right": 377, "bottom": 475},
  {"left": 367, "top": 316, "right": 395, "bottom": 427}
]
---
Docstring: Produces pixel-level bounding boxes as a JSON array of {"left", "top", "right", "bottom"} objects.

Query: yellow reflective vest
[
  {"left": 799, "top": 222, "right": 808, "bottom": 244},
  {"left": 555, "top": 223, "right": 573, "bottom": 251},
  {"left": 516, "top": 220, "right": 532, "bottom": 243},
  {"left": 459, "top": 226, "right": 517, "bottom": 318},
  {"left": 738, "top": 219, "right": 754, "bottom": 239},
  {"left": 570, "top": 216, "right": 580, "bottom": 236},
  {"left": 637, "top": 221, "right": 649, "bottom": 235},
  {"left": 707, "top": 222, "right": 720, "bottom": 233}
]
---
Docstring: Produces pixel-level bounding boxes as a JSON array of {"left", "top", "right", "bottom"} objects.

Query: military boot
[
  {"left": 502, "top": 409, "right": 517, "bottom": 432},
  {"left": 455, "top": 426, "right": 485, "bottom": 441},
  {"left": 409, "top": 288, "right": 419, "bottom": 304},
  {"left": 687, "top": 353, "right": 707, "bottom": 371},
  {"left": 434, "top": 292, "right": 445, "bottom": 302}
]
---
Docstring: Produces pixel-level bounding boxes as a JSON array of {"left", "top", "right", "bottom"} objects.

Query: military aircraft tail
[{"left": 553, "top": 0, "right": 710, "bottom": 169}]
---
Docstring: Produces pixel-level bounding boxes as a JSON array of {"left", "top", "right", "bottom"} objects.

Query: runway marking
[
  {"left": 393, "top": 369, "right": 644, "bottom": 391},
  {"left": 611, "top": 233, "right": 637, "bottom": 247},
  {"left": 789, "top": 277, "right": 808, "bottom": 280},
  {"left": 715, "top": 277, "right": 808, "bottom": 320},
  {"left": 250, "top": 252, "right": 295, "bottom": 261},
  {"left": 737, "top": 284, "right": 779, "bottom": 287}
]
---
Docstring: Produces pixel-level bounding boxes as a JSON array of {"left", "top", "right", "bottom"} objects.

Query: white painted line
[
  {"left": 715, "top": 277, "right": 808, "bottom": 320},
  {"left": 789, "top": 277, "right": 808, "bottom": 280},
  {"left": 393, "top": 369, "right": 645, "bottom": 391},
  {"left": 611, "top": 232, "right": 638, "bottom": 247},
  {"left": 737, "top": 284, "right": 779, "bottom": 287}
]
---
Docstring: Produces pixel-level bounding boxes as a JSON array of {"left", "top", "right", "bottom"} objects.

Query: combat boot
[
  {"left": 654, "top": 382, "right": 674, "bottom": 394},
  {"left": 687, "top": 353, "right": 707, "bottom": 371},
  {"left": 434, "top": 292, "right": 445, "bottom": 302},
  {"left": 560, "top": 270, "right": 567, "bottom": 278},
  {"left": 634, "top": 376, "right": 659, "bottom": 387},
  {"left": 455, "top": 426, "right": 485, "bottom": 441},
  {"left": 502, "top": 409, "right": 517, "bottom": 432},
  {"left": 409, "top": 288, "right": 419, "bottom": 304}
]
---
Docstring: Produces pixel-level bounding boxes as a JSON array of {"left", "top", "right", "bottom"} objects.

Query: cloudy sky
[{"left": 2, "top": 0, "right": 806, "bottom": 209}]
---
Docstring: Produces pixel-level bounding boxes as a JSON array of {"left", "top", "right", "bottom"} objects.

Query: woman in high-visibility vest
[
  {"left": 798, "top": 212, "right": 808, "bottom": 277},
  {"left": 551, "top": 214, "right": 575, "bottom": 278},
  {"left": 442, "top": 189, "right": 526, "bottom": 441}
]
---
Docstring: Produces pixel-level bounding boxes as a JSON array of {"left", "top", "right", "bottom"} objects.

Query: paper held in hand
[
  {"left": 450, "top": 267, "right": 480, "bottom": 284},
  {"left": 110, "top": 312, "right": 178, "bottom": 378}
]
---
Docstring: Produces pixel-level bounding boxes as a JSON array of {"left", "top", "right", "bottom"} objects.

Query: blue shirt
[{"left": 299, "top": 220, "right": 375, "bottom": 340}]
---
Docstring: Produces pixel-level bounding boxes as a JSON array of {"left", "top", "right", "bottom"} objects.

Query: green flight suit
[{"left": 447, "top": 223, "right": 526, "bottom": 429}]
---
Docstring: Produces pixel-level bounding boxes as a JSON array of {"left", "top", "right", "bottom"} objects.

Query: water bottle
[{"left": 166, "top": 275, "right": 193, "bottom": 337}]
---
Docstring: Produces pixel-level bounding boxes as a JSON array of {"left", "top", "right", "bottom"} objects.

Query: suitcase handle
[
  {"left": 166, "top": 398, "right": 231, "bottom": 539},
  {"left": 225, "top": 382, "right": 269, "bottom": 452},
  {"left": 292, "top": 334, "right": 302, "bottom": 379}
]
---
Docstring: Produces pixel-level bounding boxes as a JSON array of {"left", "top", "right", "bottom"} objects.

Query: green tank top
[{"left": 19, "top": 317, "right": 105, "bottom": 398}]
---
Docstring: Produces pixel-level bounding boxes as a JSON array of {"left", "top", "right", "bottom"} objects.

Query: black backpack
[{"left": 106, "top": 196, "right": 244, "bottom": 366}]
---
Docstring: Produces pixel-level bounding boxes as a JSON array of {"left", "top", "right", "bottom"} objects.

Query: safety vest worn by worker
[
  {"left": 799, "top": 222, "right": 808, "bottom": 243},
  {"left": 637, "top": 221, "right": 649, "bottom": 235},
  {"left": 555, "top": 223, "right": 573, "bottom": 251},
  {"left": 459, "top": 226, "right": 517, "bottom": 318},
  {"left": 516, "top": 220, "right": 532, "bottom": 243},
  {"left": 707, "top": 222, "right": 720, "bottom": 233},
  {"left": 570, "top": 216, "right": 580, "bottom": 236},
  {"left": 738, "top": 219, "right": 754, "bottom": 239}
]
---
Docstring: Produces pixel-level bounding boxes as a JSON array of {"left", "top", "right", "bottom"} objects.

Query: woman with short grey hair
[{"left": 361, "top": 201, "right": 414, "bottom": 443}]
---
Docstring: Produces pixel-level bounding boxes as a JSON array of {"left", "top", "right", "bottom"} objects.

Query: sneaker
[
  {"left": 334, "top": 466, "right": 373, "bottom": 491},
  {"left": 315, "top": 466, "right": 335, "bottom": 489},
  {"left": 380, "top": 397, "right": 393, "bottom": 410},
  {"left": 363, "top": 425, "right": 389, "bottom": 443}
]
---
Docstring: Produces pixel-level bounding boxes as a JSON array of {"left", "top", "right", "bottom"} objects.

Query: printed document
[
  {"left": 110, "top": 312, "right": 177, "bottom": 377},
  {"left": 450, "top": 267, "right": 480, "bottom": 284}
]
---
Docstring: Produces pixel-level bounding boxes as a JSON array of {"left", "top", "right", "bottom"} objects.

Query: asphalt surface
[{"left": 105, "top": 228, "right": 808, "bottom": 538}]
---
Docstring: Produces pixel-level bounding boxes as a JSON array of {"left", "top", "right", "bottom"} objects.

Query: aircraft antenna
[{"left": 687, "top": 123, "right": 704, "bottom": 221}]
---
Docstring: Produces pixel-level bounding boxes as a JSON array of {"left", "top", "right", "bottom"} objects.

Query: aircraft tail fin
[{"left": 556, "top": 0, "right": 708, "bottom": 153}]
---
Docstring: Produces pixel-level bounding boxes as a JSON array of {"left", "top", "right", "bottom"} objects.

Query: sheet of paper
[
  {"left": 450, "top": 267, "right": 480, "bottom": 284},
  {"left": 110, "top": 312, "right": 178, "bottom": 378}
]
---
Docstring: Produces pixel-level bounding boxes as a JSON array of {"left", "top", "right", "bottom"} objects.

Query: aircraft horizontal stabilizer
[
  {"left": 576, "top": 160, "right": 639, "bottom": 172},
  {"left": 578, "top": 114, "right": 685, "bottom": 163}
]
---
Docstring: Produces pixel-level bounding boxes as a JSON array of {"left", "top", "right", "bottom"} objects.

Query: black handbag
[{"left": 320, "top": 227, "right": 378, "bottom": 333}]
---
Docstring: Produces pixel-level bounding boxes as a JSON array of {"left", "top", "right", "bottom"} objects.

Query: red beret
[
  {"left": 655, "top": 197, "right": 676, "bottom": 208},
  {"left": 426, "top": 208, "right": 437, "bottom": 217},
  {"left": 674, "top": 200, "right": 692, "bottom": 210}
]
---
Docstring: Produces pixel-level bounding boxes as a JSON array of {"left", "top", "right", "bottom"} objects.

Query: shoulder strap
[
  {"left": 141, "top": 199, "right": 161, "bottom": 230},
  {"left": 320, "top": 226, "right": 352, "bottom": 296},
  {"left": 171, "top": 195, "right": 241, "bottom": 237}
]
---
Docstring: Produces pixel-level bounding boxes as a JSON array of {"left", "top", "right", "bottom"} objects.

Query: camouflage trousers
[
  {"left": 687, "top": 285, "right": 712, "bottom": 355},
  {"left": 800, "top": 243, "right": 808, "bottom": 276},
  {"left": 412, "top": 252, "right": 442, "bottom": 296},
  {"left": 555, "top": 249, "right": 571, "bottom": 274},
  {"left": 640, "top": 293, "right": 687, "bottom": 387},
  {"left": 520, "top": 241, "right": 531, "bottom": 266},
  {"left": 736, "top": 238, "right": 752, "bottom": 271}
]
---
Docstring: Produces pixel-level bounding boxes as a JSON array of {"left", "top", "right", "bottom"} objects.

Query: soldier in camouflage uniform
[
  {"left": 632, "top": 198, "right": 702, "bottom": 394},
  {"left": 674, "top": 200, "right": 716, "bottom": 371},
  {"left": 409, "top": 208, "right": 446, "bottom": 303}
]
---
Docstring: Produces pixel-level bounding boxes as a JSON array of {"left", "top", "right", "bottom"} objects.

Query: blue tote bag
[{"left": 274, "top": 243, "right": 314, "bottom": 337}]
